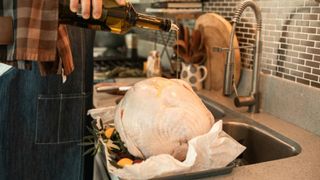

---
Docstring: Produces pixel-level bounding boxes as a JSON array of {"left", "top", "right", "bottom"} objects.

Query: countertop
[
  {"left": 93, "top": 81, "right": 320, "bottom": 180},
  {"left": 198, "top": 90, "right": 320, "bottom": 180}
]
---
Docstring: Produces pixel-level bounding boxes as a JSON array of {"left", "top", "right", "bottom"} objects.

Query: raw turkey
[{"left": 114, "top": 77, "right": 215, "bottom": 161}]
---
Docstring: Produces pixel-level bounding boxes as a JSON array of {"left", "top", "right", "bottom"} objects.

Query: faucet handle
[
  {"left": 234, "top": 95, "right": 256, "bottom": 107},
  {"left": 232, "top": 81, "right": 256, "bottom": 107},
  {"left": 233, "top": 81, "right": 239, "bottom": 97}
]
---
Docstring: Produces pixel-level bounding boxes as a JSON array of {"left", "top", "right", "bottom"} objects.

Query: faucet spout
[{"left": 223, "top": 0, "right": 262, "bottom": 113}]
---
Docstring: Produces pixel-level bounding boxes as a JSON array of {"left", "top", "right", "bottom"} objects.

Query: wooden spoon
[
  {"left": 191, "top": 30, "right": 202, "bottom": 52},
  {"left": 178, "top": 24, "right": 185, "bottom": 40},
  {"left": 191, "top": 51, "right": 205, "bottom": 64},
  {"left": 173, "top": 40, "right": 191, "bottom": 63},
  {"left": 183, "top": 26, "right": 190, "bottom": 53},
  {"left": 173, "top": 40, "right": 188, "bottom": 54}
]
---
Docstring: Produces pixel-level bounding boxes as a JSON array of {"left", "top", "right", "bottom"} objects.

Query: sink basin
[
  {"left": 201, "top": 96, "right": 302, "bottom": 166},
  {"left": 223, "top": 118, "right": 301, "bottom": 165}
]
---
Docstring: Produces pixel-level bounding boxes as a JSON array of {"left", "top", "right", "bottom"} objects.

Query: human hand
[{"left": 69, "top": 0, "right": 126, "bottom": 20}]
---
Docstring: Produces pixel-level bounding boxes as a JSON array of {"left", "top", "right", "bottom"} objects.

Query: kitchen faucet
[{"left": 223, "top": 0, "right": 262, "bottom": 113}]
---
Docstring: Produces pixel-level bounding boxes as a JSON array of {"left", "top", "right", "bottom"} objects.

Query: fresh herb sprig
[
  {"left": 80, "top": 118, "right": 143, "bottom": 168},
  {"left": 80, "top": 119, "right": 108, "bottom": 156}
]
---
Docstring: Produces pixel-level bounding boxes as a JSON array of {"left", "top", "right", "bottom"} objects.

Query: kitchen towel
[{"left": 0, "top": 63, "right": 12, "bottom": 76}]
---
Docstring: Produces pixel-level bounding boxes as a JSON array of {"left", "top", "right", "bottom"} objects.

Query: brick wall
[{"left": 204, "top": 0, "right": 320, "bottom": 88}]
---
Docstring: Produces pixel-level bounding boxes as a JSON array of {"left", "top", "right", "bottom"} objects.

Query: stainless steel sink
[
  {"left": 201, "top": 96, "right": 302, "bottom": 166},
  {"left": 223, "top": 118, "right": 301, "bottom": 166}
]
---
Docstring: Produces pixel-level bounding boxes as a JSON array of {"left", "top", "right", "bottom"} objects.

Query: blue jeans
[{"left": 0, "top": 26, "right": 95, "bottom": 180}]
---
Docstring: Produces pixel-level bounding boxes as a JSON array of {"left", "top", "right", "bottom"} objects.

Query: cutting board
[{"left": 195, "top": 13, "right": 241, "bottom": 92}]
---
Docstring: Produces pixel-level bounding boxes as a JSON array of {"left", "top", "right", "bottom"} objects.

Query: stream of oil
[{"left": 170, "top": 23, "right": 180, "bottom": 78}]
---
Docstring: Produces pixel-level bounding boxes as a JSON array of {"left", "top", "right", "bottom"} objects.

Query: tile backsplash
[
  {"left": 203, "top": 0, "right": 320, "bottom": 89},
  {"left": 137, "top": 0, "right": 320, "bottom": 89}
]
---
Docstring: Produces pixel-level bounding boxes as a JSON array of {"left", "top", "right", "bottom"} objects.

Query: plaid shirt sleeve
[{"left": 0, "top": 0, "right": 74, "bottom": 76}]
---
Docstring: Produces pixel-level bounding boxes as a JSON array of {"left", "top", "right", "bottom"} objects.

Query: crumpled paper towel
[{"left": 88, "top": 107, "right": 246, "bottom": 180}]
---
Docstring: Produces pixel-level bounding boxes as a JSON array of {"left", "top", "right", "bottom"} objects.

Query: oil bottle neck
[{"left": 135, "top": 13, "right": 171, "bottom": 32}]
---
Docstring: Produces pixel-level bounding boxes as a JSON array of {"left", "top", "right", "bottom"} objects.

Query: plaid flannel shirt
[{"left": 0, "top": 0, "right": 74, "bottom": 76}]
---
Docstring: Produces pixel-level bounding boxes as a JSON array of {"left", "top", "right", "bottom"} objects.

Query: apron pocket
[{"left": 36, "top": 94, "right": 84, "bottom": 144}]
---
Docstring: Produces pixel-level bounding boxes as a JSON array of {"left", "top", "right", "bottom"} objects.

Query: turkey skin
[{"left": 114, "top": 77, "right": 215, "bottom": 161}]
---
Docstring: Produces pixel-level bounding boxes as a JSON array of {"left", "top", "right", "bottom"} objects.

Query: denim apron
[{"left": 0, "top": 26, "right": 95, "bottom": 180}]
